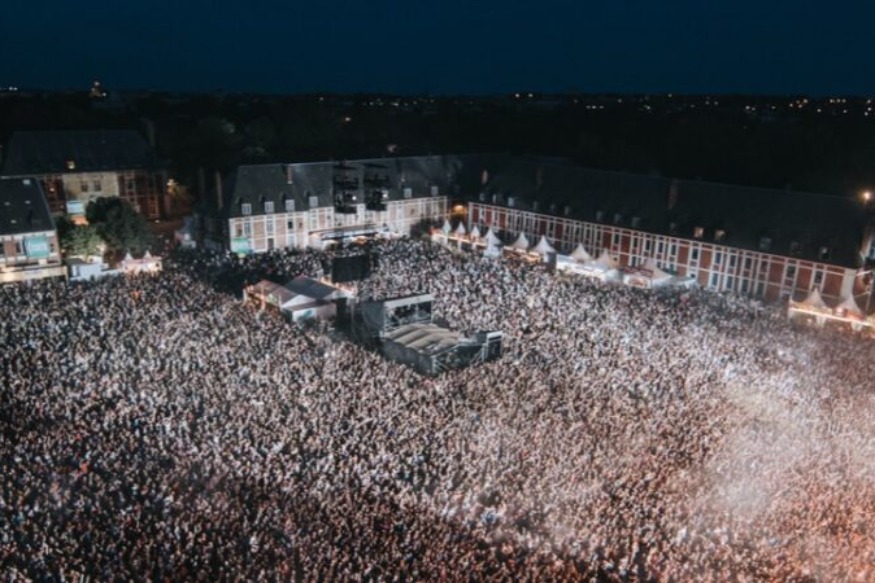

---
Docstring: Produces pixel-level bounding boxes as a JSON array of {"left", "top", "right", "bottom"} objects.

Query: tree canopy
[{"left": 85, "top": 197, "right": 155, "bottom": 256}]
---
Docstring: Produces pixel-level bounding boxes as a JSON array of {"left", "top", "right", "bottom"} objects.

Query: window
[
  {"left": 287, "top": 219, "right": 295, "bottom": 230},
  {"left": 66, "top": 160, "right": 76, "bottom": 170},
  {"left": 631, "top": 216, "right": 641, "bottom": 228},
  {"left": 818, "top": 246, "right": 831, "bottom": 261},
  {"left": 126, "top": 179, "right": 135, "bottom": 192},
  {"left": 93, "top": 180, "right": 102, "bottom": 192},
  {"left": 243, "top": 221, "right": 252, "bottom": 237},
  {"left": 15, "top": 241, "right": 23, "bottom": 255},
  {"left": 612, "top": 232, "right": 620, "bottom": 247},
  {"left": 264, "top": 201, "right": 275, "bottom": 213},
  {"left": 785, "top": 265, "right": 796, "bottom": 279},
  {"left": 613, "top": 213, "right": 622, "bottom": 224},
  {"left": 80, "top": 182, "right": 89, "bottom": 193},
  {"left": 404, "top": 187, "right": 413, "bottom": 199},
  {"left": 430, "top": 185, "right": 439, "bottom": 196},
  {"left": 789, "top": 241, "right": 801, "bottom": 255},
  {"left": 595, "top": 210, "right": 605, "bottom": 222},
  {"left": 694, "top": 226, "right": 705, "bottom": 239},
  {"left": 729, "top": 255, "right": 737, "bottom": 268},
  {"left": 744, "top": 257, "right": 752, "bottom": 269},
  {"left": 285, "top": 199, "right": 295, "bottom": 212},
  {"left": 657, "top": 241, "right": 664, "bottom": 254},
  {"left": 760, "top": 260, "right": 768, "bottom": 272},
  {"left": 714, "top": 252, "right": 722, "bottom": 265},
  {"left": 0, "top": 243, "right": 4, "bottom": 257},
  {"left": 669, "top": 243, "right": 677, "bottom": 256},
  {"left": 814, "top": 271, "right": 823, "bottom": 285},
  {"left": 308, "top": 196, "right": 319, "bottom": 209},
  {"left": 241, "top": 203, "right": 252, "bottom": 216},
  {"left": 645, "top": 240, "right": 652, "bottom": 253},
  {"left": 714, "top": 229, "right": 726, "bottom": 241},
  {"left": 759, "top": 237, "right": 772, "bottom": 251},
  {"left": 710, "top": 273, "right": 719, "bottom": 287},
  {"left": 266, "top": 219, "right": 275, "bottom": 235},
  {"left": 691, "top": 248, "right": 700, "bottom": 261}
]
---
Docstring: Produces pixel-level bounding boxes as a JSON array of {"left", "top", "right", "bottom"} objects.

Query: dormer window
[
  {"left": 759, "top": 236, "right": 772, "bottom": 251},
  {"left": 403, "top": 187, "right": 413, "bottom": 199},
  {"left": 241, "top": 203, "right": 252, "bottom": 216},
  {"left": 285, "top": 198, "right": 295, "bottom": 212},
  {"left": 66, "top": 160, "right": 76, "bottom": 171},
  {"left": 613, "top": 213, "right": 622, "bottom": 224},
  {"left": 595, "top": 210, "right": 605, "bottom": 222},
  {"left": 264, "top": 200, "right": 275, "bottom": 213},
  {"left": 430, "top": 185, "right": 439, "bottom": 196},
  {"left": 714, "top": 229, "right": 726, "bottom": 242},
  {"left": 693, "top": 226, "right": 705, "bottom": 239},
  {"left": 789, "top": 240, "right": 801, "bottom": 255},
  {"left": 818, "top": 246, "right": 831, "bottom": 261},
  {"left": 631, "top": 216, "right": 641, "bottom": 228},
  {"left": 669, "top": 221, "right": 678, "bottom": 234}
]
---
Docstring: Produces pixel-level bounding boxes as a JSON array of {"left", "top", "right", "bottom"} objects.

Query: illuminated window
[
  {"left": 66, "top": 160, "right": 76, "bottom": 170},
  {"left": 715, "top": 229, "right": 726, "bottom": 241},
  {"left": 818, "top": 246, "right": 831, "bottom": 261},
  {"left": 693, "top": 226, "right": 705, "bottom": 239}
]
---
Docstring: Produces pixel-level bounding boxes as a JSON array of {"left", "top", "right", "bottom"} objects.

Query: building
[
  {"left": 195, "top": 155, "right": 467, "bottom": 253},
  {"left": 0, "top": 177, "right": 65, "bottom": 283},
  {"left": 1, "top": 130, "right": 168, "bottom": 219},
  {"left": 465, "top": 157, "right": 875, "bottom": 305}
]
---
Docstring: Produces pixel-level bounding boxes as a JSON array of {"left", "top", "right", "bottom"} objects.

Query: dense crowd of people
[{"left": 2, "top": 237, "right": 875, "bottom": 581}]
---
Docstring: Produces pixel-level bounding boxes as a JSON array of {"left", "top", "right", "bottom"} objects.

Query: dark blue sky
[{"left": 3, "top": 0, "right": 875, "bottom": 95}]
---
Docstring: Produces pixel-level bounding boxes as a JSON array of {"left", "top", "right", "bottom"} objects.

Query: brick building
[
  {"left": 0, "top": 177, "right": 65, "bottom": 283},
  {"left": 465, "top": 157, "right": 875, "bottom": 306},
  {"left": 196, "top": 156, "right": 461, "bottom": 253},
  {"left": 1, "top": 130, "right": 168, "bottom": 220}
]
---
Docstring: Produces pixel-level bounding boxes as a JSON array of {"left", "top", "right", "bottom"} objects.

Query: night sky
[{"left": 3, "top": 0, "right": 875, "bottom": 95}]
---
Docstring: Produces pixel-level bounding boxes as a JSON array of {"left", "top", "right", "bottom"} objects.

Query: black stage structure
[{"left": 353, "top": 293, "right": 502, "bottom": 376}]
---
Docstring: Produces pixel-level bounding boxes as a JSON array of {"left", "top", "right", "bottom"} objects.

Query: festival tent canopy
[
  {"left": 798, "top": 287, "right": 828, "bottom": 310},
  {"left": 485, "top": 228, "right": 502, "bottom": 246},
  {"left": 455, "top": 222, "right": 467, "bottom": 237},
  {"left": 533, "top": 235, "right": 556, "bottom": 255},
  {"left": 642, "top": 259, "right": 673, "bottom": 286},
  {"left": 593, "top": 248, "right": 620, "bottom": 270},
  {"left": 470, "top": 225, "right": 481, "bottom": 240},
  {"left": 837, "top": 295, "right": 865, "bottom": 317},
  {"left": 441, "top": 219, "right": 452, "bottom": 235},
  {"left": 510, "top": 233, "right": 531, "bottom": 251},
  {"left": 570, "top": 243, "right": 592, "bottom": 263}
]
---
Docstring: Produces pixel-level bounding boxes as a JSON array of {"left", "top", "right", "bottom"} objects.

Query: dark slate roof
[
  {"left": 473, "top": 158, "right": 870, "bottom": 268},
  {"left": 0, "top": 177, "right": 55, "bottom": 236},
  {"left": 213, "top": 154, "right": 497, "bottom": 219},
  {"left": 283, "top": 276, "right": 338, "bottom": 300},
  {"left": 1, "top": 130, "right": 163, "bottom": 175}
]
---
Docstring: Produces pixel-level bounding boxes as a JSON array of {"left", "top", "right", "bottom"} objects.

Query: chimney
[
  {"left": 215, "top": 171, "right": 223, "bottom": 210},
  {"left": 286, "top": 164, "right": 293, "bottom": 185}
]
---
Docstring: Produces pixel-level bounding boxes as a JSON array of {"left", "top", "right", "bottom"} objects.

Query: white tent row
[{"left": 788, "top": 289, "right": 872, "bottom": 330}]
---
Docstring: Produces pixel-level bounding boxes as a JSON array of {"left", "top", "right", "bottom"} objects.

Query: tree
[
  {"left": 86, "top": 197, "right": 155, "bottom": 256},
  {"left": 56, "top": 215, "right": 105, "bottom": 258}
]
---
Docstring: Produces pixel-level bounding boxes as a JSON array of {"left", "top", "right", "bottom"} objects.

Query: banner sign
[{"left": 24, "top": 236, "right": 51, "bottom": 259}]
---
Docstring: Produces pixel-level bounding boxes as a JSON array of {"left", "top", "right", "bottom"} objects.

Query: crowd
[{"left": 2, "top": 237, "right": 875, "bottom": 581}]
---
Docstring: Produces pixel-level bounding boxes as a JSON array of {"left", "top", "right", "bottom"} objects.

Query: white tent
[
  {"left": 533, "top": 235, "right": 556, "bottom": 256},
  {"left": 837, "top": 295, "right": 865, "bottom": 318},
  {"left": 594, "top": 248, "right": 620, "bottom": 270},
  {"left": 510, "top": 233, "right": 530, "bottom": 252},
  {"left": 641, "top": 259, "right": 674, "bottom": 287},
  {"left": 570, "top": 243, "right": 592, "bottom": 263},
  {"left": 441, "top": 219, "right": 452, "bottom": 235},
  {"left": 470, "top": 225, "right": 482, "bottom": 240},
  {"left": 799, "top": 287, "right": 828, "bottom": 310},
  {"left": 455, "top": 222, "right": 467, "bottom": 237},
  {"left": 485, "top": 228, "right": 502, "bottom": 246}
]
